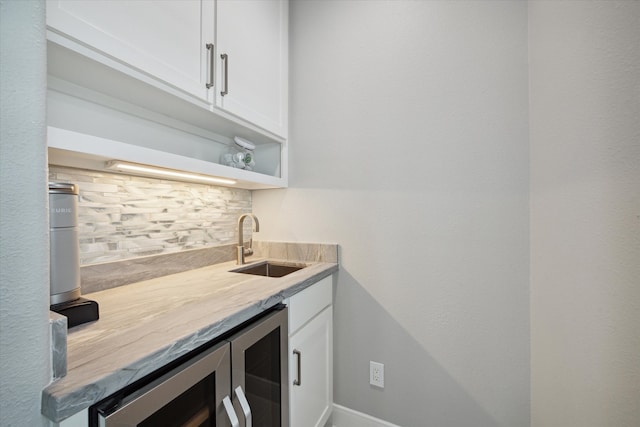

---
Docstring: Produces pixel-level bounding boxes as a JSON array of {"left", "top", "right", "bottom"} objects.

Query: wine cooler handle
[
  {"left": 222, "top": 395, "right": 239, "bottom": 427},
  {"left": 293, "top": 349, "right": 302, "bottom": 386},
  {"left": 235, "top": 386, "right": 252, "bottom": 427}
]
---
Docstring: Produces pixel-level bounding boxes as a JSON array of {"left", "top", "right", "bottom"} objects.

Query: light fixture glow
[{"left": 106, "top": 161, "right": 236, "bottom": 185}]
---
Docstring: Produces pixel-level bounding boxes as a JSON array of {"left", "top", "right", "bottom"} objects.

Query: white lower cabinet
[
  {"left": 288, "top": 276, "right": 334, "bottom": 427},
  {"left": 289, "top": 307, "right": 333, "bottom": 427}
]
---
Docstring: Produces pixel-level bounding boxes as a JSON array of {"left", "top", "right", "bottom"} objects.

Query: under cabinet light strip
[{"left": 106, "top": 161, "right": 236, "bottom": 185}]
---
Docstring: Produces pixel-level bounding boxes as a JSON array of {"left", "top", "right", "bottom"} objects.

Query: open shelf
[{"left": 48, "top": 127, "right": 285, "bottom": 190}]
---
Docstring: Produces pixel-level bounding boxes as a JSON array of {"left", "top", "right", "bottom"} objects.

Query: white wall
[
  {"left": 0, "top": 0, "right": 51, "bottom": 425},
  {"left": 529, "top": 2, "right": 640, "bottom": 426},
  {"left": 254, "top": 1, "right": 530, "bottom": 425}
]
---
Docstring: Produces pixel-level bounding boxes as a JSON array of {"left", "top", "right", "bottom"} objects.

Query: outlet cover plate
[{"left": 370, "top": 361, "right": 384, "bottom": 388}]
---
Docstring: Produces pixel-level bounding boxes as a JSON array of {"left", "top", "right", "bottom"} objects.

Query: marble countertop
[{"left": 41, "top": 257, "right": 338, "bottom": 422}]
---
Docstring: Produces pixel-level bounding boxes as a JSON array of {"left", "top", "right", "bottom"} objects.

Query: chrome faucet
[{"left": 237, "top": 213, "right": 259, "bottom": 265}]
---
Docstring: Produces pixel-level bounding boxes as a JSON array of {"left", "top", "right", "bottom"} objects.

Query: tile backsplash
[{"left": 49, "top": 166, "right": 252, "bottom": 265}]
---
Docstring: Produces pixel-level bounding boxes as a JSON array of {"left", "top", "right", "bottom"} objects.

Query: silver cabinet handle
[
  {"left": 220, "top": 53, "right": 229, "bottom": 96},
  {"left": 223, "top": 395, "right": 240, "bottom": 427},
  {"left": 234, "top": 386, "right": 252, "bottom": 427},
  {"left": 293, "top": 349, "right": 302, "bottom": 386},
  {"left": 205, "top": 43, "right": 215, "bottom": 89}
]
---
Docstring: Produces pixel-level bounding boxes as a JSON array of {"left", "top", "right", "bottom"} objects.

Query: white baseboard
[{"left": 330, "top": 404, "right": 401, "bottom": 427}]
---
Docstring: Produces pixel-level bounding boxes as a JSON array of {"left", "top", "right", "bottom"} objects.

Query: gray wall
[
  {"left": 0, "top": 0, "right": 51, "bottom": 426},
  {"left": 254, "top": 1, "right": 530, "bottom": 426},
  {"left": 529, "top": 1, "right": 640, "bottom": 426}
]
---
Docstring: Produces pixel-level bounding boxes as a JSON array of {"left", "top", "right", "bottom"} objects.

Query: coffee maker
[{"left": 49, "top": 182, "right": 99, "bottom": 327}]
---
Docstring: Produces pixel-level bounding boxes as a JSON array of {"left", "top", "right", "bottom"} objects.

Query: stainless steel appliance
[
  {"left": 49, "top": 182, "right": 81, "bottom": 305},
  {"left": 93, "top": 306, "right": 289, "bottom": 427},
  {"left": 49, "top": 182, "right": 99, "bottom": 327}
]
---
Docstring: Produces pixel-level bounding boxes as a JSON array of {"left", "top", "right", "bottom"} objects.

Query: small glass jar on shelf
[{"left": 221, "top": 136, "right": 256, "bottom": 171}]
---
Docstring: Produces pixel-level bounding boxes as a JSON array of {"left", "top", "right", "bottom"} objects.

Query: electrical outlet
[{"left": 370, "top": 361, "right": 384, "bottom": 388}]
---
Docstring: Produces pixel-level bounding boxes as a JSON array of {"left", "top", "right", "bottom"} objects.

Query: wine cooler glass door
[{"left": 229, "top": 307, "right": 289, "bottom": 427}]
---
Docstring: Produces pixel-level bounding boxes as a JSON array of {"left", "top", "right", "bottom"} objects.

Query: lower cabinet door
[{"left": 289, "top": 306, "right": 333, "bottom": 427}]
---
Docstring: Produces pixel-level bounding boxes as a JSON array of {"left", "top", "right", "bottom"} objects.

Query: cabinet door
[
  {"left": 216, "top": 0, "right": 288, "bottom": 137},
  {"left": 290, "top": 306, "right": 333, "bottom": 427},
  {"left": 47, "top": 0, "right": 214, "bottom": 102}
]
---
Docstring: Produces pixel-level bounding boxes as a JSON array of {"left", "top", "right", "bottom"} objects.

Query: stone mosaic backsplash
[{"left": 49, "top": 166, "right": 252, "bottom": 265}]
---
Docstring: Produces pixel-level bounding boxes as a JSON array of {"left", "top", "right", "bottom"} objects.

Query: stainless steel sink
[{"left": 231, "top": 261, "right": 306, "bottom": 278}]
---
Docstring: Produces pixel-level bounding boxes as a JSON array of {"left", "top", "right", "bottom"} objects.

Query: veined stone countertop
[{"left": 41, "top": 253, "right": 338, "bottom": 422}]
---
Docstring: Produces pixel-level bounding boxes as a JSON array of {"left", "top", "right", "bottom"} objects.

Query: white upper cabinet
[
  {"left": 47, "top": 0, "right": 215, "bottom": 103},
  {"left": 216, "top": 0, "right": 288, "bottom": 138},
  {"left": 46, "top": 0, "right": 289, "bottom": 188}
]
